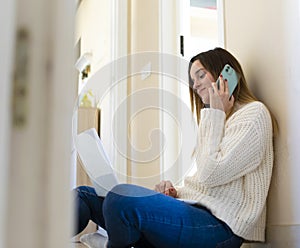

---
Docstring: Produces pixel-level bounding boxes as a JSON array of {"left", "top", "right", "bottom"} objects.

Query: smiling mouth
[
  {"left": 194, "top": 87, "right": 206, "bottom": 95},
  {"left": 198, "top": 88, "right": 206, "bottom": 94}
]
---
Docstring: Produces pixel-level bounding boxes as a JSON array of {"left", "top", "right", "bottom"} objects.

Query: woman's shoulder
[
  {"left": 232, "top": 101, "right": 272, "bottom": 121},
  {"left": 237, "top": 101, "right": 269, "bottom": 113}
]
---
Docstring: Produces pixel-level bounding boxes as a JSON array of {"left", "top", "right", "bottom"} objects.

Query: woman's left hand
[
  {"left": 154, "top": 180, "right": 178, "bottom": 198},
  {"left": 208, "top": 76, "right": 234, "bottom": 113}
]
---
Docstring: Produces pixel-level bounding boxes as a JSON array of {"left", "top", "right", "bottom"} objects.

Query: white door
[
  {"left": 1, "top": 0, "right": 77, "bottom": 247},
  {"left": 180, "top": 0, "right": 222, "bottom": 61}
]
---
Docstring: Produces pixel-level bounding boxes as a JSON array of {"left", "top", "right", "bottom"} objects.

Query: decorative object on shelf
[
  {"left": 75, "top": 52, "right": 92, "bottom": 80},
  {"left": 80, "top": 89, "right": 95, "bottom": 107}
]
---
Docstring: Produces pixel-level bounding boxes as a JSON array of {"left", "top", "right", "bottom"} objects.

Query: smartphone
[{"left": 216, "top": 64, "right": 240, "bottom": 97}]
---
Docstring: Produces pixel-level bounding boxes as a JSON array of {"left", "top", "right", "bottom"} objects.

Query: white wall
[
  {"left": 75, "top": 0, "right": 112, "bottom": 73},
  {"left": 75, "top": 0, "right": 115, "bottom": 167},
  {"left": 224, "top": 0, "right": 300, "bottom": 246},
  {"left": 75, "top": 0, "right": 131, "bottom": 183},
  {"left": 126, "top": 0, "right": 161, "bottom": 187}
]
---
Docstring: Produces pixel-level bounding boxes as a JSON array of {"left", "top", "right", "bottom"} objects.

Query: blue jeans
[{"left": 73, "top": 184, "right": 243, "bottom": 248}]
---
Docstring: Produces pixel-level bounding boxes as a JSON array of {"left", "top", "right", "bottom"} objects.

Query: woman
[{"left": 73, "top": 47, "right": 275, "bottom": 248}]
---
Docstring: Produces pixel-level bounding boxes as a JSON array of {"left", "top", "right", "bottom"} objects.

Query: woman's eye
[{"left": 198, "top": 72, "right": 206, "bottom": 79}]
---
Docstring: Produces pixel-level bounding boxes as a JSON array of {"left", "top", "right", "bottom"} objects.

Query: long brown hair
[
  {"left": 189, "top": 48, "right": 257, "bottom": 121},
  {"left": 189, "top": 47, "right": 278, "bottom": 134}
]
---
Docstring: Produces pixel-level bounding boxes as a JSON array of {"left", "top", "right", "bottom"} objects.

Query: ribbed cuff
[{"left": 198, "top": 108, "right": 225, "bottom": 153}]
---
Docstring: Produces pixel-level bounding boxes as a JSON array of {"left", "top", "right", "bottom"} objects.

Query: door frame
[{"left": 0, "top": 0, "right": 16, "bottom": 246}]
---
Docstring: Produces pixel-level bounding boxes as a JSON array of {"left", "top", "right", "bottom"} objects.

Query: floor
[
  {"left": 72, "top": 242, "right": 86, "bottom": 248},
  {"left": 70, "top": 236, "right": 86, "bottom": 248},
  {"left": 71, "top": 220, "right": 97, "bottom": 247}
]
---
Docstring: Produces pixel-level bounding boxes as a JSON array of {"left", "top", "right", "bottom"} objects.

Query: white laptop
[
  {"left": 75, "top": 128, "right": 119, "bottom": 197},
  {"left": 75, "top": 128, "right": 197, "bottom": 204}
]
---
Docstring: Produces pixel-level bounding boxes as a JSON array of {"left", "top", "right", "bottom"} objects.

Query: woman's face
[{"left": 190, "top": 60, "right": 215, "bottom": 104}]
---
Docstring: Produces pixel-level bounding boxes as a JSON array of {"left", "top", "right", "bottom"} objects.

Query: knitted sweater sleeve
[{"left": 195, "top": 102, "right": 272, "bottom": 187}]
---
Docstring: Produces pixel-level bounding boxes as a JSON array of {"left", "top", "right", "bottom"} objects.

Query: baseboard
[{"left": 241, "top": 225, "right": 300, "bottom": 248}]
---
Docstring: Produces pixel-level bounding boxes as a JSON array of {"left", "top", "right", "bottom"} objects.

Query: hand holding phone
[{"left": 216, "top": 64, "right": 240, "bottom": 97}]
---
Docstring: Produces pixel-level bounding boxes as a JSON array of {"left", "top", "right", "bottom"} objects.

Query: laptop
[
  {"left": 75, "top": 128, "right": 119, "bottom": 197},
  {"left": 75, "top": 128, "right": 197, "bottom": 205}
]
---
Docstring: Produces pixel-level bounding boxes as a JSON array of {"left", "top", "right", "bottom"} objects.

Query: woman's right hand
[
  {"left": 209, "top": 76, "right": 234, "bottom": 113},
  {"left": 154, "top": 180, "right": 177, "bottom": 198}
]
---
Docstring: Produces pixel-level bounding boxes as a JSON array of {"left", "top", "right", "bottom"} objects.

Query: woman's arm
[{"left": 195, "top": 102, "right": 273, "bottom": 187}]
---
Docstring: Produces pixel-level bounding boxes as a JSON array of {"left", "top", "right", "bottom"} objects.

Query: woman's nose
[{"left": 193, "top": 79, "right": 200, "bottom": 90}]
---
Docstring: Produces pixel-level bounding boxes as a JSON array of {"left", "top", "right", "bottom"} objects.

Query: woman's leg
[
  {"left": 72, "top": 185, "right": 106, "bottom": 235},
  {"left": 103, "top": 184, "right": 243, "bottom": 248}
]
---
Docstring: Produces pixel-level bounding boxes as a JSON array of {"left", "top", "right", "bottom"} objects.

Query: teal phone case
[{"left": 216, "top": 64, "right": 240, "bottom": 97}]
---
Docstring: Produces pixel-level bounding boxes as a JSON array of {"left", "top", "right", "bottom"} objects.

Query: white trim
[
  {"left": 111, "top": 0, "right": 128, "bottom": 182},
  {"left": 0, "top": 0, "right": 15, "bottom": 246},
  {"left": 158, "top": 0, "right": 182, "bottom": 182},
  {"left": 217, "top": 0, "right": 225, "bottom": 48},
  {"left": 241, "top": 225, "right": 300, "bottom": 247},
  {"left": 178, "top": 0, "right": 190, "bottom": 40},
  {"left": 158, "top": 0, "right": 164, "bottom": 181}
]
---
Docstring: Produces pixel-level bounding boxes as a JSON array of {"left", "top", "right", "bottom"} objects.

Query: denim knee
[
  {"left": 102, "top": 184, "right": 147, "bottom": 222},
  {"left": 75, "top": 185, "right": 96, "bottom": 195},
  {"left": 103, "top": 184, "right": 129, "bottom": 215},
  {"left": 108, "top": 183, "right": 158, "bottom": 197},
  {"left": 103, "top": 185, "right": 145, "bottom": 247},
  {"left": 103, "top": 184, "right": 158, "bottom": 214}
]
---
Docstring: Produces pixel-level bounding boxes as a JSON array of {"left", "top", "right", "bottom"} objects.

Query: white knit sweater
[{"left": 177, "top": 101, "right": 273, "bottom": 242}]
